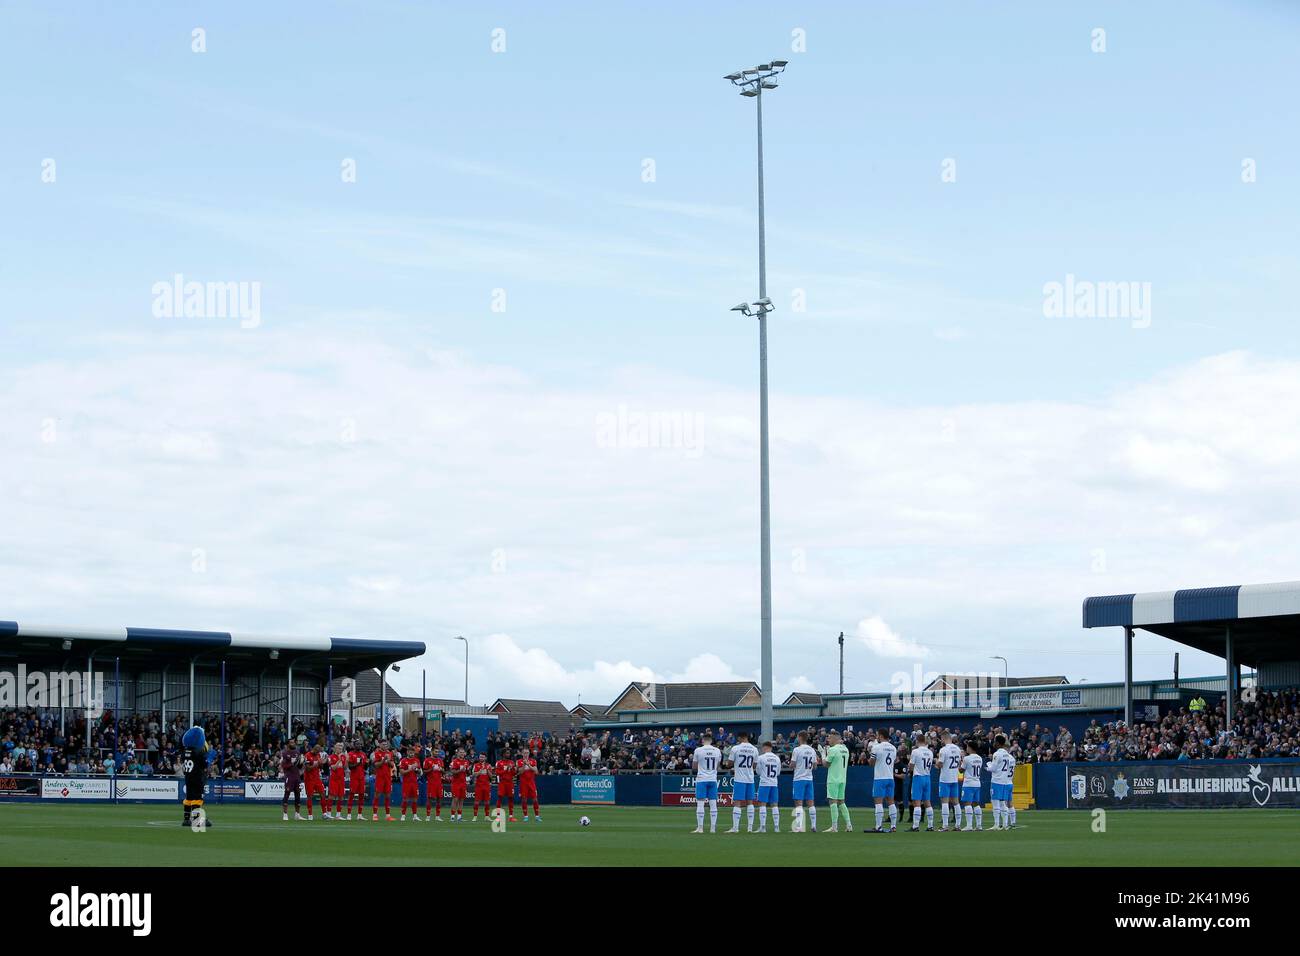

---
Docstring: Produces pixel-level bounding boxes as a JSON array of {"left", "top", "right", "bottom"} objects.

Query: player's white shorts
[
  {"left": 733, "top": 781, "right": 755, "bottom": 801},
  {"left": 792, "top": 779, "right": 814, "bottom": 801},
  {"left": 757, "top": 784, "right": 779, "bottom": 804},
  {"left": 872, "top": 779, "right": 894, "bottom": 799},
  {"left": 961, "top": 786, "right": 981, "bottom": 804},
  {"left": 991, "top": 782, "right": 1013, "bottom": 802},
  {"left": 695, "top": 781, "right": 719, "bottom": 800}
]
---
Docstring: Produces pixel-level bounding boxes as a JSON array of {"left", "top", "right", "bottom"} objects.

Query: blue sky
[{"left": 2, "top": 2, "right": 1298, "bottom": 704}]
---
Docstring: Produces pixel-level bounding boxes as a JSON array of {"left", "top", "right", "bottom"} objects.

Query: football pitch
[{"left": 1, "top": 804, "right": 1297, "bottom": 866}]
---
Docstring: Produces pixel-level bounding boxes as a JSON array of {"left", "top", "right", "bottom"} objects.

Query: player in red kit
[
  {"left": 493, "top": 748, "right": 518, "bottom": 822},
  {"left": 325, "top": 742, "right": 347, "bottom": 821},
  {"left": 398, "top": 744, "right": 421, "bottom": 822},
  {"left": 471, "top": 752, "right": 492, "bottom": 821},
  {"left": 422, "top": 749, "right": 445, "bottom": 821},
  {"left": 516, "top": 750, "right": 542, "bottom": 822},
  {"left": 448, "top": 748, "right": 470, "bottom": 822},
  {"left": 346, "top": 740, "right": 367, "bottom": 820},
  {"left": 303, "top": 744, "right": 327, "bottom": 820},
  {"left": 371, "top": 739, "right": 396, "bottom": 821}
]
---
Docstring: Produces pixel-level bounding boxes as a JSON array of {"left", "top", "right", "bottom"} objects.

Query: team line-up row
[{"left": 683, "top": 730, "right": 1020, "bottom": 835}]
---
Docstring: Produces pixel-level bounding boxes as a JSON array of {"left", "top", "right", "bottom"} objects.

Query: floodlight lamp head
[
  {"left": 754, "top": 297, "right": 772, "bottom": 307},
  {"left": 730, "top": 302, "right": 752, "bottom": 314}
]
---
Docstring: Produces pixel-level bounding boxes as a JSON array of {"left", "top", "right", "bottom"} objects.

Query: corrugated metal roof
[{"left": 1084, "top": 581, "right": 1300, "bottom": 627}]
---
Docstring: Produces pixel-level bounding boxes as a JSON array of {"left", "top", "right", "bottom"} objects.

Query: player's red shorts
[
  {"left": 305, "top": 777, "right": 324, "bottom": 796},
  {"left": 519, "top": 780, "right": 537, "bottom": 798},
  {"left": 329, "top": 775, "right": 346, "bottom": 797},
  {"left": 474, "top": 782, "right": 490, "bottom": 801},
  {"left": 374, "top": 775, "right": 392, "bottom": 794},
  {"left": 349, "top": 772, "right": 366, "bottom": 797},
  {"left": 427, "top": 776, "right": 443, "bottom": 800},
  {"left": 451, "top": 780, "right": 467, "bottom": 799},
  {"left": 402, "top": 777, "right": 418, "bottom": 798},
  {"left": 496, "top": 779, "right": 514, "bottom": 798}
]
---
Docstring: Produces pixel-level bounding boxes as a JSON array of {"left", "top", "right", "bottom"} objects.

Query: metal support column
[
  {"left": 1225, "top": 625, "right": 1235, "bottom": 728},
  {"left": 220, "top": 659, "right": 227, "bottom": 794},
  {"left": 113, "top": 657, "right": 120, "bottom": 761},
  {"left": 1123, "top": 626, "right": 1133, "bottom": 726}
]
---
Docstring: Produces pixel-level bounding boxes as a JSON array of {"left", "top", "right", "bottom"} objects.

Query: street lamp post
[
  {"left": 454, "top": 636, "right": 468, "bottom": 706},
  {"left": 991, "top": 656, "right": 1009, "bottom": 681},
  {"left": 726, "top": 60, "right": 787, "bottom": 743}
]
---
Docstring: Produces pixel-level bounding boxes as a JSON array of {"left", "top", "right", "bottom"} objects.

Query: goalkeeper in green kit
[{"left": 818, "top": 731, "right": 853, "bottom": 832}]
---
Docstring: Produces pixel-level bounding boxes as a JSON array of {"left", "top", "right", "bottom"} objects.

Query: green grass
[{"left": 1, "top": 803, "right": 1296, "bottom": 866}]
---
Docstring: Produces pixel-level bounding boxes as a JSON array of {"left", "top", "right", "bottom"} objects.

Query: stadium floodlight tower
[{"left": 725, "top": 59, "right": 787, "bottom": 742}]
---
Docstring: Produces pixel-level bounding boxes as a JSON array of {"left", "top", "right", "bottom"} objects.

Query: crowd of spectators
[{"left": 2, "top": 687, "right": 1295, "bottom": 777}]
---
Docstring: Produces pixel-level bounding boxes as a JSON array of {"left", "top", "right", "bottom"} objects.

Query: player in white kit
[
  {"left": 725, "top": 731, "right": 760, "bottom": 833},
  {"left": 691, "top": 733, "right": 723, "bottom": 833},
  {"left": 790, "top": 731, "right": 818, "bottom": 832},
  {"left": 936, "top": 732, "right": 964, "bottom": 831},
  {"left": 867, "top": 728, "right": 898, "bottom": 833},
  {"left": 754, "top": 741, "right": 782, "bottom": 832},
  {"left": 960, "top": 741, "right": 984, "bottom": 831},
  {"left": 988, "top": 734, "right": 1017, "bottom": 830},
  {"left": 908, "top": 738, "right": 935, "bottom": 832}
]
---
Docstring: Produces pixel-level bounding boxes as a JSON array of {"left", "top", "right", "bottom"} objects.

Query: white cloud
[
  {"left": 3, "top": 331, "right": 1298, "bottom": 700},
  {"left": 855, "top": 616, "right": 932, "bottom": 659}
]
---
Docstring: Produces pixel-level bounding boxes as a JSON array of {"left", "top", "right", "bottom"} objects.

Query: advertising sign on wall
[
  {"left": 244, "top": 780, "right": 286, "bottom": 801},
  {"left": 1066, "top": 760, "right": 1300, "bottom": 809},
  {"left": 570, "top": 775, "right": 616, "bottom": 805},
  {"left": 660, "top": 774, "right": 734, "bottom": 807},
  {"left": 114, "top": 779, "right": 180, "bottom": 801},
  {"left": 41, "top": 777, "right": 111, "bottom": 800},
  {"left": 1008, "top": 689, "right": 1083, "bottom": 710},
  {"left": 0, "top": 776, "right": 41, "bottom": 798}
]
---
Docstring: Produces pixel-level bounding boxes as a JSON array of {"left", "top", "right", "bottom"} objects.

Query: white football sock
[
  {"left": 975, "top": 805, "right": 983, "bottom": 828},
  {"left": 709, "top": 799, "right": 718, "bottom": 829},
  {"left": 695, "top": 800, "right": 705, "bottom": 829},
  {"left": 942, "top": 804, "right": 950, "bottom": 828},
  {"left": 912, "top": 806, "right": 921, "bottom": 827},
  {"left": 875, "top": 804, "right": 884, "bottom": 829},
  {"left": 732, "top": 806, "right": 742, "bottom": 829},
  {"left": 747, "top": 804, "right": 755, "bottom": 829},
  {"left": 808, "top": 807, "right": 816, "bottom": 830},
  {"left": 1009, "top": 805, "right": 1017, "bottom": 826},
  {"left": 888, "top": 804, "right": 898, "bottom": 827}
]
